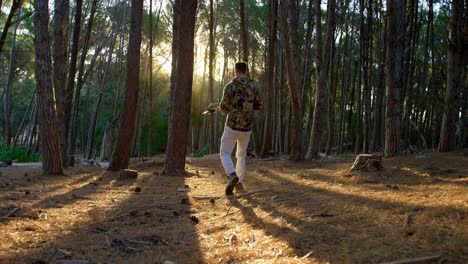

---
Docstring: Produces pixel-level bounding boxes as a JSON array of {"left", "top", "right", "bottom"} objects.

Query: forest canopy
[{"left": 0, "top": 0, "right": 466, "bottom": 172}]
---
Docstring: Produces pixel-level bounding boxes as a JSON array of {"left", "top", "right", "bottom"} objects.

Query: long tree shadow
[
  {"left": 1, "top": 166, "right": 204, "bottom": 264},
  {"left": 193, "top": 156, "right": 467, "bottom": 263}
]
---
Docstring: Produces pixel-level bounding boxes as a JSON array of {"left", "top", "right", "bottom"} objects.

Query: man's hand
[{"left": 207, "top": 103, "right": 220, "bottom": 113}]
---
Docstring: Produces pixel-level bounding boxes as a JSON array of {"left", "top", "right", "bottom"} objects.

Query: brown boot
[
  {"left": 234, "top": 183, "right": 246, "bottom": 194},
  {"left": 225, "top": 173, "right": 239, "bottom": 196}
]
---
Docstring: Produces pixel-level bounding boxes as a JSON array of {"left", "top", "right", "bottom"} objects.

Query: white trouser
[{"left": 220, "top": 126, "right": 251, "bottom": 183}]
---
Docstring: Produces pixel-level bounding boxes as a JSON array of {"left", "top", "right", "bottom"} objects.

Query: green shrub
[{"left": 0, "top": 145, "right": 40, "bottom": 163}]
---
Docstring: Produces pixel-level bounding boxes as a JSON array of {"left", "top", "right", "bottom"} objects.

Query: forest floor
[{"left": 0, "top": 152, "right": 467, "bottom": 264}]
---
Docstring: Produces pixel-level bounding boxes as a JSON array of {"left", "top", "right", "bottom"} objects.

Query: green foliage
[
  {"left": 0, "top": 145, "right": 40, "bottom": 162},
  {"left": 194, "top": 144, "right": 210, "bottom": 158}
]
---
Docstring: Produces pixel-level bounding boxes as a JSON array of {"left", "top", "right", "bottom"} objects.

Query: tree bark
[
  {"left": 64, "top": 0, "right": 83, "bottom": 167},
  {"left": 108, "top": 0, "right": 144, "bottom": 171},
  {"left": 439, "top": 0, "right": 465, "bottom": 152},
  {"left": 372, "top": 1, "right": 386, "bottom": 152},
  {"left": 363, "top": 0, "right": 373, "bottom": 153},
  {"left": 53, "top": 0, "right": 69, "bottom": 167},
  {"left": 354, "top": 0, "right": 365, "bottom": 154},
  {"left": 33, "top": 0, "right": 63, "bottom": 175},
  {"left": 384, "top": 0, "right": 405, "bottom": 157},
  {"left": 307, "top": 0, "right": 336, "bottom": 159},
  {"left": 4, "top": 5, "right": 21, "bottom": 146},
  {"left": 0, "top": 0, "right": 22, "bottom": 55},
  {"left": 208, "top": 0, "right": 215, "bottom": 153},
  {"left": 162, "top": 0, "right": 197, "bottom": 176},
  {"left": 260, "top": 0, "right": 278, "bottom": 158},
  {"left": 240, "top": 0, "right": 248, "bottom": 63},
  {"left": 279, "top": 0, "right": 303, "bottom": 160},
  {"left": 87, "top": 25, "right": 118, "bottom": 160},
  {"left": 147, "top": 0, "right": 162, "bottom": 157},
  {"left": 326, "top": 38, "right": 337, "bottom": 156},
  {"left": 68, "top": 0, "right": 98, "bottom": 165},
  {"left": 14, "top": 88, "right": 37, "bottom": 147}
]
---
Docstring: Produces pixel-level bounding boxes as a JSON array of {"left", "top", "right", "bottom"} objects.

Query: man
[{"left": 208, "top": 62, "right": 262, "bottom": 195}]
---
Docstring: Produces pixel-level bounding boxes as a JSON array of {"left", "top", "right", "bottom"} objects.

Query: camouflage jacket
[{"left": 219, "top": 76, "right": 262, "bottom": 131}]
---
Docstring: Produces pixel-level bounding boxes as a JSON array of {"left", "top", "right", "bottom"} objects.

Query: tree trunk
[
  {"left": 279, "top": 0, "right": 303, "bottom": 160},
  {"left": 208, "top": 0, "right": 215, "bottom": 153},
  {"left": 33, "top": 0, "right": 63, "bottom": 175},
  {"left": 402, "top": 0, "right": 419, "bottom": 149},
  {"left": 147, "top": 0, "right": 161, "bottom": 157},
  {"left": 326, "top": 39, "right": 337, "bottom": 156},
  {"left": 301, "top": 0, "right": 315, "bottom": 101},
  {"left": 68, "top": 0, "right": 98, "bottom": 165},
  {"left": 14, "top": 88, "right": 37, "bottom": 147},
  {"left": 0, "top": 0, "right": 22, "bottom": 55},
  {"left": 53, "top": 0, "right": 69, "bottom": 167},
  {"left": 26, "top": 105, "right": 38, "bottom": 154},
  {"left": 64, "top": 0, "right": 83, "bottom": 167},
  {"left": 4, "top": 6, "right": 21, "bottom": 146},
  {"left": 260, "top": 0, "right": 278, "bottom": 158},
  {"left": 162, "top": 0, "right": 197, "bottom": 176},
  {"left": 372, "top": 2, "right": 386, "bottom": 152},
  {"left": 108, "top": 0, "right": 144, "bottom": 171},
  {"left": 86, "top": 24, "right": 118, "bottom": 160},
  {"left": 384, "top": 0, "right": 405, "bottom": 157},
  {"left": 338, "top": 8, "right": 355, "bottom": 153},
  {"left": 307, "top": 0, "right": 336, "bottom": 159},
  {"left": 363, "top": 0, "right": 373, "bottom": 153},
  {"left": 240, "top": 0, "right": 248, "bottom": 63},
  {"left": 439, "top": 0, "right": 465, "bottom": 152},
  {"left": 417, "top": 0, "right": 433, "bottom": 136},
  {"left": 355, "top": 0, "right": 365, "bottom": 154}
]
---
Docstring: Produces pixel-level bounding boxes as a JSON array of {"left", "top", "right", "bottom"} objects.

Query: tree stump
[
  {"left": 350, "top": 154, "right": 383, "bottom": 171},
  {"left": 119, "top": 169, "right": 138, "bottom": 180}
]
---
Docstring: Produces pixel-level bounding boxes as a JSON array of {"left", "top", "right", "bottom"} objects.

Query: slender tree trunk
[
  {"left": 0, "top": 0, "right": 22, "bottom": 55},
  {"left": 354, "top": 0, "right": 365, "bottom": 154},
  {"left": 64, "top": 0, "right": 83, "bottom": 166},
  {"left": 26, "top": 106, "right": 38, "bottom": 154},
  {"left": 439, "top": 0, "right": 465, "bottom": 152},
  {"left": 417, "top": 0, "right": 433, "bottom": 134},
  {"left": 402, "top": 0, "right": 419, "bottom": 149},
  {"left": 147, "top": 0, "right": 161, "bottom": 157},
  {"left": 326, "top": 39, "right": 337, "bottom": 156},
  {"left": 4, "top": 6, "right": 21, "bottom": 146},
  {"left": 276, "top": 49, "right": 283, "bottom": 153},
  {"left": 363, "top": 0, "right": 373, "bottom": 153},
  {"left": 301, "top": 0, "right": 315, "bottom": 101},
  {"left": 463, "top": 75, "right": 468, "bottom": 150},
  {"left": 308, "top": 0, "right": 336, "bottom": 159},
  {"left": 163, "top": 0, "right": 197, "bottom": 176},
  {"left": 208, "top": 0, "right": 215, "bottom": 153},
  {"left": 100, "top": 3, "right": 128, "bottom": 161},
  {"left": 22, "top": 100, "right": 36, "bottom": 146},
  {"left": 372, "top": 3, "right": 386, "bottom": 152},
  {"left": 108, "top": 0, "right": 144, "bottom": 171},
  {"left": 260, "top": 0, "right": 278, "bottom": 157},
  {"left": 33, "top": 0, "right": 63, "bottom": 175},
  {"left": 168, "top": 0, "right": 181, "bottom": 139},
  {"left": 240, "top": 0, "right": 248, "bottom": 63},
  {"left": 338, "top": 11, "right": 354, "bottom": 153},
  {"left": 86, "top": 25, "right": 117, "bottom": 159},
  {"left": 68, "top": 0, "right": 98, "bottom": 165},
  {"left": 384, "top": 0, "right": 405, "bottom": 157},
  {"left": 14, "top": 88, "right": 37, "bottom": 147},
  {"left": 53, "top": 0, "right": 69, "bottom": 167},
  {"left": 279, "top": 0, "right": 303, "bottom": 160}
]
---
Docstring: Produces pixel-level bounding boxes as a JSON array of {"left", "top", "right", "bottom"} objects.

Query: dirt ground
[{"left": 0, "top": 152, "right": 467, "bottom": 264}]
